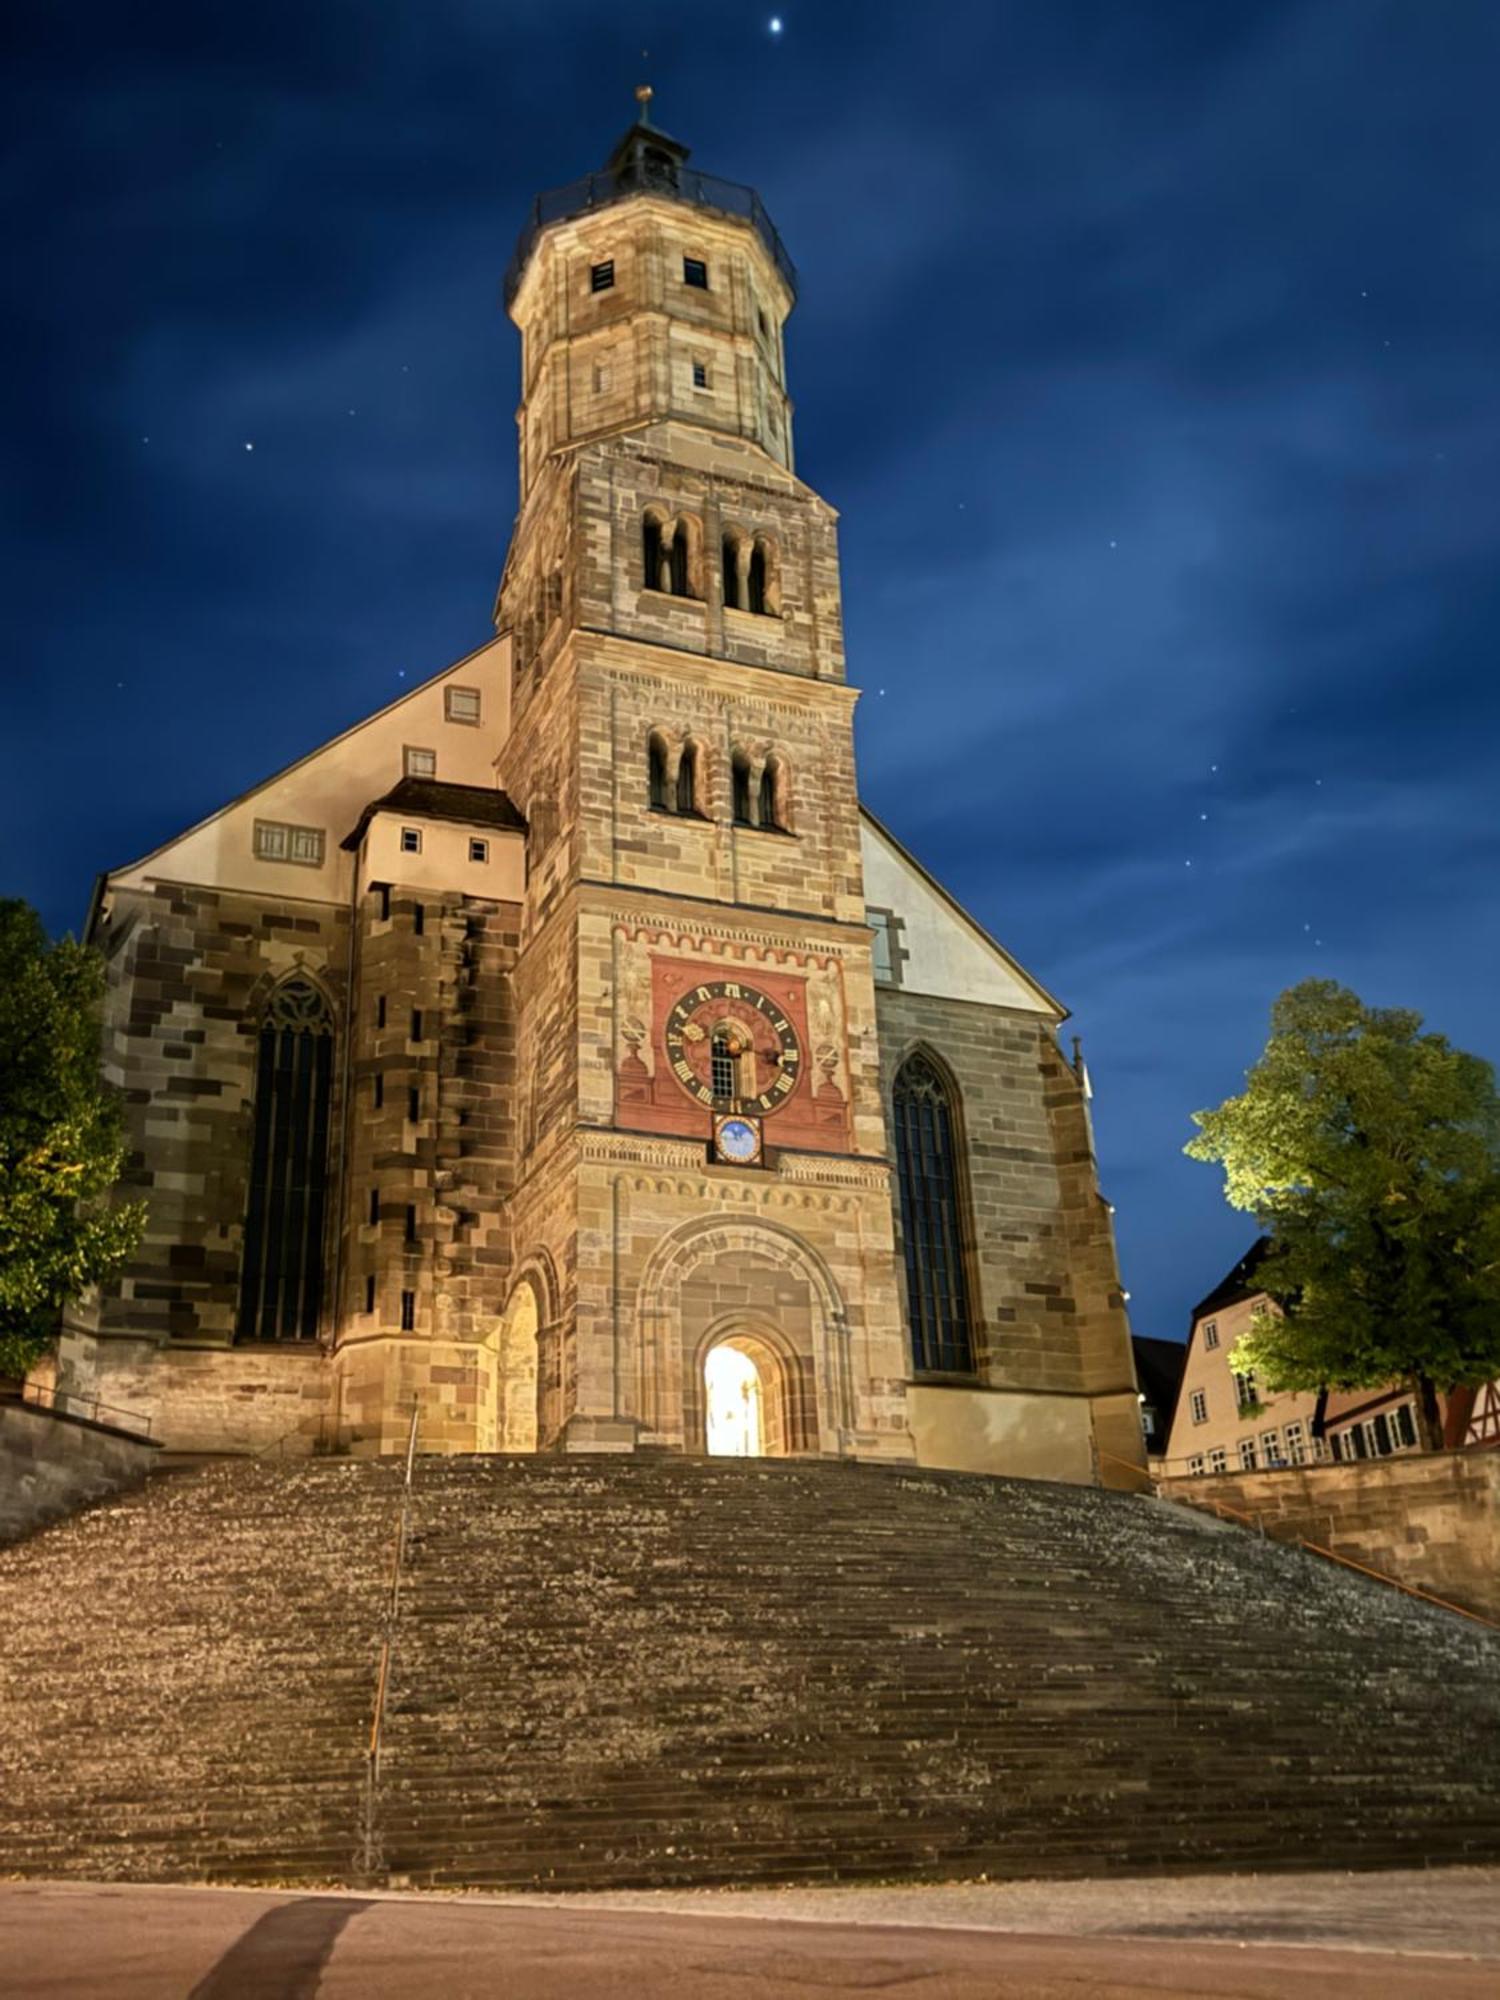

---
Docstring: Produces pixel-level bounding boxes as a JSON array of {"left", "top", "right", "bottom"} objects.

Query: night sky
[{"left": 6, "top": 3, "right": 1499, "bottom": 1345}]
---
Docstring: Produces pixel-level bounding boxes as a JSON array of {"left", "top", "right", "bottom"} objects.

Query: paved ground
[{"left": 0, "top": 1869, "right": 1496, "bottom": 1999}]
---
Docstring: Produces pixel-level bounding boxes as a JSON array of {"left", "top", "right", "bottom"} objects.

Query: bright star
[
  {"left": 769, "top": 15, "right": 783, "bottom": 34},
  {"left": 244, "top": 442, "right": 255, "bottom": 452}
]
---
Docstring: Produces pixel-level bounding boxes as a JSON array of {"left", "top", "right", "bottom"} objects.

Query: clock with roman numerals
[{"left": 663, "top": 978, "right": 803, "bottom": 1114}]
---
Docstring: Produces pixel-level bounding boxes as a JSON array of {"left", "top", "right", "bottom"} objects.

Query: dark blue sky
[{"left": 5, "top": 2, "right": 1498, "bottom": 1342}]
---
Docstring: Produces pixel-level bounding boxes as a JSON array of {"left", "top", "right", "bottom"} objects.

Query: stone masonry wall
[
  {"left": 0, "top": 1398, "right": 158, "bottom": 1545},
  {"left": 1169, "top": 1452, "right": 1500, "bottom": 1625},
  {"left": 874, "top": 988, "right": 1135, "bottom": 1403}
]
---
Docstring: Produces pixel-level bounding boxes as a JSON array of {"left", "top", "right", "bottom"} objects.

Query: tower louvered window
[
  {"left": 236, "top": 977, "right": 335, "bottom": 1342},
  {"left": 892, "top": 1052, "right": 975, "bottom": 1374}
]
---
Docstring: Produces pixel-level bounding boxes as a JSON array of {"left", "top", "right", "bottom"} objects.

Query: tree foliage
[
  {"left": 1186, "top": 979, "right": 1500, "bottom": 1445},
  {"left": 0, "top": 901, "right": 144, "bottom": 1377}
]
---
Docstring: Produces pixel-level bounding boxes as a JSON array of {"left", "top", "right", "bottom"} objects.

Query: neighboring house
[
  {"left": 1163, "top": 1240, "right": 1434, "bottom": 1477},
  {"left": 1131, "top": 1335, "right": 1186, "bottom": 1474}
]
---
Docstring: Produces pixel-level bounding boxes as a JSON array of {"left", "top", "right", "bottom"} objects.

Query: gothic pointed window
[
  {"left": 676, "top": 740, "right": 699, "bottom": 815},
  {"left": 648, "top": 733, "right": 670, "bottom": 810},
  {"left": 892, "top": 1051, "right": 975, "bottom": 1375},
  {"left": 758, "top": 755, "right": 787, "bottom": 832},
  {"left": 237, "top": 976, "right": 335, "bottom": 1343},
  {"left": 732, "top": 750, "right": 753, "bottom": 826}
]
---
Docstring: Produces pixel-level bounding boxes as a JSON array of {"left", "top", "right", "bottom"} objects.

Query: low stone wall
[
  {"left": 0, "top": 1398, "right": 159, "bottom": 1546},
  {"left": 51, "top": 1331, "right": 330, "bottom": 1455},
  {"left": 1166, "top": 1451, "right": 1500, "bottom": 1624}
]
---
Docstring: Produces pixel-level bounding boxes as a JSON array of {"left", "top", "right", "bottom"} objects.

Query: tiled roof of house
[{"left": 341, "top": 777, "right": 527, "bottom": 851}]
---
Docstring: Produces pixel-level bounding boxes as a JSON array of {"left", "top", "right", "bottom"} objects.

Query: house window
[
  {"left": 892, "top": 1051, "right": 975, "bottom": 1376},
  {"left": 1238, "top": 1438, "right": 1258, "bottom": 1471},
  {"left": 1202, "top": 1319, "right": 1219, "bottom": 1350},
  {"left": 1260, "top": 1429, "right": 1283, "bottom": 1466},
  {"left": 445, "top": 685, "right": 482, "bottom": 724},
  {"left": 1189, "top": 1388, "right": 1208, "bottom": 1424},
  {"left": 1234, "top": 1369, "right": 1258, "bottom": 1412},
  {"left": 1284, "top": 1420, "right": 1307, "bottom": 1465},
  {"left": 1394, "top": 1403, "right": 1418, "bottom": 1448},
  {"left": 692, "top": 361, "right": 709, "bottom": 389},
  {"left": 1140, "top": 1403, "right": 1157, "bottom": 1441},
  {"left": 235, "top": 978, "right": 335, "bottom": 1343},
  {"left": 1208, "top": 1446, "right": 1228, "bottom": 1473},
  {"left": 683, "top": 256, "right": 708, "bottom": 289},
  {"left": 400, "top": 1290, "right": 415, "bottom": 1331},
  {"left": 590, "top": 259, "right": 615, "bottom": 293},
  {"left": 404, "top": 746, "right": 436, "bottom": 779},
  {"left": 1187, "top": 1453, "right": 1206, "bottom": 1475},
  {"left": 254, "top": 819, "right": 325, "bottom": 868},
  {"left": 400, "top": 827, "right": 422, "bottom": 854},
  {"left": 469, "top": 837, "right": 489, "bottom": 863},
  {"left": 364, "top": 1274, "right": 376, "bottom": 1315}
]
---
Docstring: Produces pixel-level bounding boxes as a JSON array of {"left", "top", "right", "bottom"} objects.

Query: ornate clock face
[
  {"left": 714, "top": 1115, "right": 763, "bottom": 1165},
  {"left": 663, "top": 979, "right": 803, "bottom": 1113}
]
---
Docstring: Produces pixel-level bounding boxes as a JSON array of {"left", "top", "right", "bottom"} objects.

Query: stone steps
[{"left": 1, "top": 1451, "right": 1498, "bottom": 1887}]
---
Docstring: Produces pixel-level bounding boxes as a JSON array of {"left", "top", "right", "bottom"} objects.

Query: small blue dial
[{"left": 716, "top": 1117, "right": 761, "bottom": 1163}]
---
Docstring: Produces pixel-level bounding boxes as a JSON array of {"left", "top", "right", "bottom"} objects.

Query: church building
[{"left": 52, "top": 101, "right": 1144, "bottom": 1485}]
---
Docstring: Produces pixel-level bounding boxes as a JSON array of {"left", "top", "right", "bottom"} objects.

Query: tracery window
[
  {"left": 237, "top": 976, "right": 335, "bottom": 1343},
  {"left": 891, "top": 1051, "right": 975, "bottom": 1375}
]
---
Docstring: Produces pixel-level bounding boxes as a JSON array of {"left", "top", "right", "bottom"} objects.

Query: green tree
[
  {"left": 0, "top": 900, "right": 145, "bottom": 1379},
  {"left": 1186, "top": 979, "right": 1500, "bottom": 1450}
]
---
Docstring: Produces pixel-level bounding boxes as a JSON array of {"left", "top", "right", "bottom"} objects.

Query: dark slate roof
[
  {"left": 341, "top": 777, "right": 527, "bottom": 851},
  {"left": 1131, "top": 1335, "right": 1187, "bottom": 1437},
  {"left": 1188, "top": 1236, "right": 1273, "bottom": 1329}
]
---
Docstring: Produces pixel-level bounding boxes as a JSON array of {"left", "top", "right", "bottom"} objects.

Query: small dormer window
[
  {"left": 683, "top": 257, "right": 708, "bottom": 290},
  {"left": 590, "top": 259, "right": 615, "bottom": 293}
]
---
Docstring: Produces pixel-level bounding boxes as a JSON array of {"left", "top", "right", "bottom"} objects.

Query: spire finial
[{"left": 634, "top": 82, "right": 654, "bottom": 126}]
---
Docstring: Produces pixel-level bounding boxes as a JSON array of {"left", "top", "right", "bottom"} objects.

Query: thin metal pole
[{"left": 361, "top": 1402, "right": 420, "bottom": 1882}]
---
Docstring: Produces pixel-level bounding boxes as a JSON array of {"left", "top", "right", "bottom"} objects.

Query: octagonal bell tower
[{"left": 505, "top": 88, "right": 797, "bottom": 496}]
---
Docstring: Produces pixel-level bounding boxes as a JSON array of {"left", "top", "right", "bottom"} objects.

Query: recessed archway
[
  {"left": 701, "top": 1330, "right": 791, "bottom": 1458},
  {"left": 498, "top": 1280, "right": 540, "bottom": 1453}
]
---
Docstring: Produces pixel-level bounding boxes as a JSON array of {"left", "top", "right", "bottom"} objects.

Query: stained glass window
[
  {"left": 237, "top": 977, "right": 334, "bottom": 1342},
  {"left": 892, "top": 1052, "right": 975, "bottom": 1374}
]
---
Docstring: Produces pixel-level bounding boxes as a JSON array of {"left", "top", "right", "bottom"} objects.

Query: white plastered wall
[
  {"left": 859, "top": 813, "right": 1057, "bottom": 1013},
  {"left": 106, "top": 635, "right": 514, "bottom": 905}
]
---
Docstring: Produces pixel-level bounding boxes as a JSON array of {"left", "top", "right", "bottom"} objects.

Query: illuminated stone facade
[{"left": 48, "top": 112, "right": 1143, "bottom": 1483}]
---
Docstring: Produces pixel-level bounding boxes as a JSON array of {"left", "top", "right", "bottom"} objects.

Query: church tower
[{"left": 493, "top": 92, "right": 914, "bottom": 1457}]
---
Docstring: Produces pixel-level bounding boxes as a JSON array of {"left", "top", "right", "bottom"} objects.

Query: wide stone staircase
[{"left": 2, "top": 1452, "right": 1498, "bottom": 1888}]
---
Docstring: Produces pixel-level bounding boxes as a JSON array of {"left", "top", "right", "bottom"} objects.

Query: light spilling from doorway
[{"left": 705, "top": 1344, "right": 763, "bottom": 1456}]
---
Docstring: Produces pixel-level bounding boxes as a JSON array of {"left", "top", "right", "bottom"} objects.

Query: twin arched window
[
  {"left": 722, "top": 531, "right": 777, "bottom": 616},
  {"left": 649, "top": 732, "right": 702, "bottom": 816},
  {"left": 237, "top": 977, "right": 335, "bottom": 1343},
  {"left": 643, "top": 511, "right": 698, "bottom": 598},
  {"left": 892, "top": 1051, "right": 975, "bottom": 1375}
]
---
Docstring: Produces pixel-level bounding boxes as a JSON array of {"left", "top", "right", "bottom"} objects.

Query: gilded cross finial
[{"left": 634, "top": 82, "right": 654, "bottom": 125}]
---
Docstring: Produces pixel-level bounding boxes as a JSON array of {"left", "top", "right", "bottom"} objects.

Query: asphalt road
[{"left": 1, "top": 1880, "right": 1496, "bottom": 2000}]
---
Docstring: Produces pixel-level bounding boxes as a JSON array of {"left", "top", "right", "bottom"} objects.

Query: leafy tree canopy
[
  {"left": 0, "top": 900, "right": 144, "bottom": 1378},
  {"left": 1186, "top": 979, "right": 1500, "bottom": 1443}
]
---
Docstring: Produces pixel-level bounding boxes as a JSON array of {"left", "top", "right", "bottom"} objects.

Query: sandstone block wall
[
  {"left": 873, "top": 987, "right": 1135, "bottom": 1403},
  {"left": 1169, "top": 1452, "right": 1500, "bottom": 1624},
  {"left": 0, "top": 1399, "right": 158, "bottom": 1544}
]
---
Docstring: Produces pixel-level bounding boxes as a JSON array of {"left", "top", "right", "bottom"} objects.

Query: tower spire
[{"left": 634, "top": 82, "right": 654, "bottom": 127}]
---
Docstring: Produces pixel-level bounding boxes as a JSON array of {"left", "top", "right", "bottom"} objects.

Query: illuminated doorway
[
  {"left": 705, "top": 1342, "right": 763, "bottom": 1456},
  {"left": 498, "top": 1282, "right": 540, "bottom": 1452}
]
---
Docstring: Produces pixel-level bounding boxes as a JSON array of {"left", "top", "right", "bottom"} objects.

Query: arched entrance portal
[
  {"left": 498, "top": 1281, "right": 540, "bottom": 1453},
  {"left": 701, "top": 1332, "right": 791, "bottom": 1458}
]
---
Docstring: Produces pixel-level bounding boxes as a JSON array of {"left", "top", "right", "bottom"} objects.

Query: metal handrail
[
  {"left": 503, "top": 165, "right": 797, "bottom": 305},
  {"left": 1098, "top": 1445, "right": 1500, "bottom": 1633},
  {"left": 361, "top": 1404, "right": 420, "bottom": 1881},
  {"left": 19, "top": 1380, "right": 153, "bottom": 1439}
]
